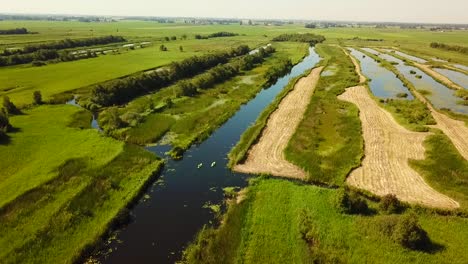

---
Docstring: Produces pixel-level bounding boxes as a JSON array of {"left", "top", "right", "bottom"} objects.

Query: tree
[
  {"left": 171, "top": 36, "right": 177, "bottom": 40},
  {"left": 176, "top": 81, "right": 197, "bottom": 97},
  {"left": 248, "top": 20, "right": 253, "bottom": 25},
  {"left": 164, "top": 36, "right": 170, "bottom": 41},
  {"left": 2, "top": 96, "right": 19, "bottom": 115},
  {"left": 33, "top": 91, "right": 42, "bottom": 105},
  {"left": 160, "top": 45, "right": 168, "bottom": 51},
  {"left": 181, "top": 34, "right": 187, "bottom": 40},
  {"left": 179, "top": 46, "right": 184, "bottom": 52}
]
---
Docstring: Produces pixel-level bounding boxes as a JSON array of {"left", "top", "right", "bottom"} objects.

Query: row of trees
[
  {"left": 194, "top": 32, "right": 239, "bottom": 39},
  {"left": 91, "top": 45, "right": 251, "bottom": 106},
  {"left": 0, "top": 49, "right": 98, "bottom": 66},
  {"left": 175, "top": 46, "right": 276, "bottom": 97},
  {"left": 430, "top": 42, "right": 468, "bottom": 54},
  {"left": 272, "top": 33, "right": 325, "bottom": 45},
  {"left": 1, "top": 35, "right": 126, "bottom": 56},
  {"left": 0, "top": 28, "right": 29, "bottom": 35}
]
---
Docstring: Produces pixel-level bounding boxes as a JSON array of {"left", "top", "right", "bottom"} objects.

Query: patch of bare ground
[
  {"left": 233, "top": 67, "right": 323, "bottom": 179},
  {"left": 415, "top": 63, "right": 464, "bottom": 90},
  {"left": 338, "top": 86, "right": 459, "bottom": 209}
]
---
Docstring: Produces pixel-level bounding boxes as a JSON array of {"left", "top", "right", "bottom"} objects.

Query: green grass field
[{"left": 0, "top": 104, "right": 163, "bottom": 263}]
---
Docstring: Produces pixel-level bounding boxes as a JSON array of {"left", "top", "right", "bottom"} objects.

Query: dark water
[
  {"left": 98, "top": 47, "right": 321, "bottom": 264},
  {"left": 433, "top": 68, "right": 468, "bottom": 89},
  {"left": 348, "top": 48, "right": 414, "bottom": 99},
  {"left": 376, "top": 53, "right": 468, "bottom": 114}
]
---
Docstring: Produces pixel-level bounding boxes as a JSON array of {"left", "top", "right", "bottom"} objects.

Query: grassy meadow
[{"left": 182, "top": 178, "right": 468, "bottom": 264}]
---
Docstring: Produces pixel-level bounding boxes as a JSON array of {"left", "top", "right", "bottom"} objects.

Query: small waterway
[
  {"left": 376, "top": 53, "right": 468, "bottom": 114},
  {"left": 453, "top": 64, "right": 468, "bottom": 72},
  {"left": 66, "top": 97, "right": 101, "bottom": 131},
  {"left": 433, "top": 68, "right": 468, "bottom": 89},
  {"left": 383, "top": 49, "right": 427, "bottom": 64},
  {"left": 348, "top": 48, "right": 413, "bottom": 99},
  {"left": 97, "top": 47, "right": 321, "bottom": 264}
]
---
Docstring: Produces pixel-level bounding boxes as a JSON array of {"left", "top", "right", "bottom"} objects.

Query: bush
[
  {"left": 2, "top": 96, "right": 19, "bottom": 115},
  {"left": 334, "top": 188, "right": 369, "bottom": 215},
  {"left": 33, "top": 91, "right": 42, "bottom": 105},
  {"left": 392, "top": 213, "right": 430, "bottom": 250},
  {"left": 379, "top": 194, "right": 402, "bottom": 214},
  {"left": 0, "top": 108, "right": 10, "bottom": 134}
]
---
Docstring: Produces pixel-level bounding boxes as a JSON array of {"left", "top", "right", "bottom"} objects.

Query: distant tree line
[
  {"left": 430, "top": 42, "right": 468, "bottom": 54},
  {"left": 0, "top": 49, "right": 98, "bottom": 67},
  {"left": 1, "top": 35, "right": 126, "bottom": 56},
  {"left": 304, "top": 23, "right": 316, "bottom": 29},
  {"left": 272, "top": 33, "right": 325, "bottom": 45},
  {"left": 194, "top": 32, "right": 239, "bottom": 39},
  {"left": 91, "top": 45, "right": 251, "bottom": 106},
  {"left": 0, "top": 28, "right": 29, "bottom": 35}
]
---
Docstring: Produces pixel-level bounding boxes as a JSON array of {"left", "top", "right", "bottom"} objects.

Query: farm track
[
  {"left": 233, "top": 67, "right": 323, "bottom": 179},
  {"left": 339, "top": 86, "right": 459, "bottom": 209},
  {"left": 342, "top": 50, "right": 459, "bottom": 209}
]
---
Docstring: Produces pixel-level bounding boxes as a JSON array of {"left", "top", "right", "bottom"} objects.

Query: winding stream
[{"left": 96, "top": 47, "right": 321, "bottom": 263}]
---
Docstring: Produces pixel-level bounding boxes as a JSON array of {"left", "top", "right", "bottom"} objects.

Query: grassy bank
[
  {"left": 181, "top": 178, "right": 468, "bottom": 264},
  {"left": 285, "top": 44, "right": 362, "bottom": 186},
  {"left": 410, "top": 131, "right": 468, "bottom": 210},
  {"left": 0, "top": 105, "right": 163, "bottom": 263}
]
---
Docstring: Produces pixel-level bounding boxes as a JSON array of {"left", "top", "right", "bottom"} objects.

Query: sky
[{"left": 2, "top": 0, "right": 468, "bottom": 24}]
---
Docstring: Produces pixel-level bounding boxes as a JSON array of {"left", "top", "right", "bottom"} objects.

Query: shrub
[
  {"left": 379, "top": 194, "right": 402, "bottom": 214},
  {"left": 2, "top": 96, "right": 19, "bottom": 115},
  {"left": 410, "top": 70, "right": 416, "bottom": 74},
  {"left": 0, "top": 108, "right": 10, "bottom": 134},
  {"left": 334, "top": 188, "right": 369, "bottom": 215},
  {"left": 33, "top": 91, "right": 42, "bottom": 105},
  {"left": 392, "top": 213, "right": 430, "bottom": 250}
]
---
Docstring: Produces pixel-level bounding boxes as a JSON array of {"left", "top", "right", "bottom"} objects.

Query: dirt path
[
  {"left": 338, "top": 86, "right": 459, "bottom": 209},
  {"left": 415, "top": 63, "right": 464, "bottom": 90},
  {"left": 233, "top": 67, "right": 323, "bottom": 179}
]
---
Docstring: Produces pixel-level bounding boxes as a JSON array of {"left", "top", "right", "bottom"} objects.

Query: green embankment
[
  {"left": 181, "top": 179, "right": 468, "bottom": 264},
  {"left": 285, "top": 44, "right": 362, "bottom": 185},
  {"left": 0, "top": 105, "right": 163, "bottom": 263}
]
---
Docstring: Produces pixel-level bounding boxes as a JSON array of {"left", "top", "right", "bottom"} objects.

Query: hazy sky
[{"left": 2, "top": 0, "right": 468, "bottom": 24}]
